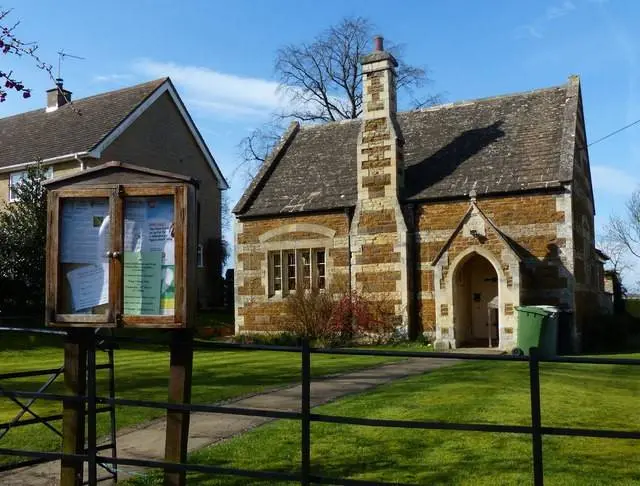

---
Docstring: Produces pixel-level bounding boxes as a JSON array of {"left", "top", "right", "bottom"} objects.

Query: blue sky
[{"left": 2, "top": 0, "right": 639, "bottom": 285}]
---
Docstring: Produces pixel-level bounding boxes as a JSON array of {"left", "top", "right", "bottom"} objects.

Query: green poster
[{"left": 123, "top": 251, "right": 162, "bottom": 315}]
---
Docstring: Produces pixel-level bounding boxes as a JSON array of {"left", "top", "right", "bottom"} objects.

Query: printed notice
[
  {"left": 123, "top": 251, "right": 162, "bottom": 315},
  {"left": 61, "top": 199, "right": 110, "bottom": 264},
  {"left": 124, "top": 198, "right": 174, "bottom": 265},
  {"left": 66, "top": 263, "right": 109, "bottom": 312}
]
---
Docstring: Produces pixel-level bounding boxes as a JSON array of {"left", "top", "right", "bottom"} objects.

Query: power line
[{"left": 588, "top": 117, "right": 640, "bottom": 147}]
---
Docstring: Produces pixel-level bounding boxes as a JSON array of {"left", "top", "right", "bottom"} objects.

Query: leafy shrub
[{"left": 282, "top": 288, "right": 400, "bottom": 347}]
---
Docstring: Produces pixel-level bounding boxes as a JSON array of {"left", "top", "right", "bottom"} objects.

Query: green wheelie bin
[{"left": 513, "top": 306, "right": 559, "bottom": 357}]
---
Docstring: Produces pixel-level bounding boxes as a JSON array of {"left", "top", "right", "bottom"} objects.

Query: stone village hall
[{"left": 233, "top": 37, "right": 602, "bottom": 351}]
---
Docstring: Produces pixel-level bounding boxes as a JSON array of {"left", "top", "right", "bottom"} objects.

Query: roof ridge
[
  {"left": 299, "top": 118, "right": 360, "bottom": 130},
  {"left": 0, "top": 77, "right": 168, "bottom": 122},
  {"left": 295, "top": 81, "right": 569, "bottom": 130},
  {"left": 409, "top": 83, "right": 567, "bottom": 115}
]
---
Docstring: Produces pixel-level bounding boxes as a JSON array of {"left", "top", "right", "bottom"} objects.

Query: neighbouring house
[
  {"left": 233, "top": 37, "right": 603, "bottom": 351},
  {"left": 0, "top": 78, "right": 228, "bottom": 308}
]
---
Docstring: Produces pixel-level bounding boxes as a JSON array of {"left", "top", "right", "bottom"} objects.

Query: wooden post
[
  {"left": 60, "top": 329, "right": 89, "bottom": 486},
  {"left": 164, "top": 329, "right": 194, "bottom": 486}
]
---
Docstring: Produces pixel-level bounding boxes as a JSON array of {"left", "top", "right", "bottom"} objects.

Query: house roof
[
  {"left": 235, "top": 77, "right": 580, "bottom": 217},
  {"left": 0, "top": 78, "right": 228, "bottom": 189}
]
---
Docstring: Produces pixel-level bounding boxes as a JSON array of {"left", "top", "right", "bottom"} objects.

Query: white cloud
[
  {"left": 592, "top": 165, "right": 639, "bottom": 196},
  {"left": 92, "top": 73, "right": 134, "bottom": 83},
  {"left": 546, "top": 0, "right": 576, "bottom": 20},
  {"left": 132, "top": 59, "right": 286, "bottom": 119}
]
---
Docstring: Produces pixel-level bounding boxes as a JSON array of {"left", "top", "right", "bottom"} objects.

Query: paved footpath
[{"left": 1, "top": 355, "right": 460, "bottom": 485}]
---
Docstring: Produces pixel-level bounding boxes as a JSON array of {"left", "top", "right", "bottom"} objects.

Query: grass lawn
[
  {"left": 0, "top": 332, "right": 404, "bottom": 466},
  {"left": 129, "top": 356, "right": 640, "bottom": 486}
]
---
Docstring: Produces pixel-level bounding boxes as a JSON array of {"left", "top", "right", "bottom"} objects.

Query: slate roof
[
  {"left": 235, "top": 78, "right": 580, "bottom": 217},
  {"left": 0, "top": 78, "right": 167, "bottom": 168}
]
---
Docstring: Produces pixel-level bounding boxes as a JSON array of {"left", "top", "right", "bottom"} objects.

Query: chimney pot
[{"left": 374, "top": 35, "right": 384, "bottom": 52}]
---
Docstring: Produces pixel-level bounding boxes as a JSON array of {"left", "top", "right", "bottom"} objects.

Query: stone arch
[
  {"left": 258, "top": 223, "right": 336, "bottom": 243},
  {"left": 449, "top": 250, "right": 501, "bottom": 347},
  {"left": 434, "top": 245, "right": 513, "bottom": 350}
]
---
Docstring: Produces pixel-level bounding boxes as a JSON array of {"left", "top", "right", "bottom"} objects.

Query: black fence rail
[{"left": 0, "top": 327, "right": 639, "bottom": 486}]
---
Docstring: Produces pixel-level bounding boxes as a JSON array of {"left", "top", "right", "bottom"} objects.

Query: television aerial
[{"left": 57, "top": 49, "right": 85, "bottom": 79}]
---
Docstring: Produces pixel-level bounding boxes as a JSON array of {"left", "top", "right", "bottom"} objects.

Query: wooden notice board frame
[{"left": 44, "top": 161, "right": 198, "bottom": 329}]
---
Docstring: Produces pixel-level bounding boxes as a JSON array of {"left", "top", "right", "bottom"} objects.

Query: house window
[
  {"left": 300, "top": 250, "right": 311, "bottom": 289},
  {"left": 9, "top": 167, "right": 53, "bottom": 202},
  {"left": 268, "top": 248, "right": 327, "bottom": 297},
  {"left": 197, "top": 244, "right": 204, "bottom": 268},
  {"left": 286, "top": 251, "right": 296, "bottom": 291},
  {"left": 270, "top": 252, "right": 282, "bottom": 294},
  {"left": 316, "top": 250, "right": 326, "bottom": 289}
]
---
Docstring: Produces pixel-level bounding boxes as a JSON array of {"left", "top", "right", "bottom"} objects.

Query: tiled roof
[
  {"left": 235, "top": 79, "right": 579, "bottom": 217},
  {"left": 0, "top": 78, "right": 167, "bottom": 168}
]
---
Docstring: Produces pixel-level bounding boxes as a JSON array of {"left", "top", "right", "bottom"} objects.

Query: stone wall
[
  {"left": 234, "top": 212, "right": 350, "bottom": 333},
  {"left": 570, "top": 103, "right": 599, "bottom": 343},
  {"left": 349, "top": 54, "right": 410, "bottom": 329},
  {"left": 416, "top": 191, "right": 574, "bottom": 349}
]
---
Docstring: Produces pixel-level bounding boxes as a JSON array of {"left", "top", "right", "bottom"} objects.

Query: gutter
[{"left": 0, "top": 150, "right": 98, "bottom": 174}]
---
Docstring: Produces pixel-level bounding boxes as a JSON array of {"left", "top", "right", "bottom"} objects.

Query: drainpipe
[{"left": 75, "top": 153, "right": 86, "bottom": 170}]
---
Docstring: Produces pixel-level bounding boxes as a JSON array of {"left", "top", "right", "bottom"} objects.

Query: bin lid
[{"left": 516, "top": 305, "right": 559, "bottom": 316}]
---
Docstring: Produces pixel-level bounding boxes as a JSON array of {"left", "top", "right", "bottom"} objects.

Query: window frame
[
  {"left": 46, "top": 184, "right": 190, "bottom": 328},
  {"left": 267, "top": 247, "right": 327, "bottom": 298},
  {"left": 9, "top": 167, "right": 53, "bottom": 202}
]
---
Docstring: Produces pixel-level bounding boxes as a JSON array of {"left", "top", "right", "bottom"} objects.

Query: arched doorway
[{"left": 453, "top": 253, "right": 499, "bottom": 347}]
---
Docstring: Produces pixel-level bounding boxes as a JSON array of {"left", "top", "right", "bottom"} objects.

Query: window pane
[
  {"left": 301, "top": 250, "right": 311, "bottom": 289},
  {"left": 123, "top": 196, "right": 175, "bottom": 315},
  {"left": 9, "top": 171, "right": 25, "bottom": 201},
  {"left": 273, "top": 253, "right": 281, "bottom": 292},
  {"left": 287, "top": 252, "right": 296, "bottom": 290},
  {"left": 316, "top": 250, "right": 326, "bottom": 290},
  {"left": 59, "top": 198, "right": 110, "bottom": 314}
]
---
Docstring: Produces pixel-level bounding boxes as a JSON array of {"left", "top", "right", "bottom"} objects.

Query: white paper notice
[
  {"left": 66, "top": 263, "right": 109, "bottom": 312},
  {"left": 61, "top": 199, "right": 110, "bottom": 264},
  {"left": 124, "top": 198, "right": 175, "bottom": 265}
]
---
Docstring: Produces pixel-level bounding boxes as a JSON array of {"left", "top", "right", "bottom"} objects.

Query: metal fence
[{"left": 1, "top": 327, "right": 639, "bottom": 486}]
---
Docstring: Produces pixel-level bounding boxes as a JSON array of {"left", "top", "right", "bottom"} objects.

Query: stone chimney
[
  {"left": 350, "top": 36, "right": 410, "bottom": 332},
  {"left": 361, "top": 35, "right": 398, "bottom": 121},
  {"left": 46, "top": 78, "right": 72, "bottom": 112}
]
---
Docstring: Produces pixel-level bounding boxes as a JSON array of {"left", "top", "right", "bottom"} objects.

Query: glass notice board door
[
  {"left": 51, "top": 189, "right": 117, "bottom": 324},
  {"left": 122, "top": 196, "right": 175, "bottom": 317},
  {"left": 49, "top": 185, "right": 186, "bottom": 327}
]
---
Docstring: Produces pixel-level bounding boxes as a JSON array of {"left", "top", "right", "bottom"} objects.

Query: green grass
[
  {"left": 0, "top": 332, "right": 404, "bottom": 466},
  {"left": 129, "top": 356, "right": 640, "bottom": 486}
]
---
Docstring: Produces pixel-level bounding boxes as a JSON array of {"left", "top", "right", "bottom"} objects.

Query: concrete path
[{"left": 1, "top": 355, "right": 461, "bottom": 485}]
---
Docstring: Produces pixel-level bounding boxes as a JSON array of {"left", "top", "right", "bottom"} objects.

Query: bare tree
[
  {"left": 237, "top": 16, "right": 440, "bottom": 179},
  {"left": 236, "top": 119, "right": 286, "bottom": 184},
  {"left": 597, "top": 234, "right": 631, "bottom": 279},
  {"left": 275, "top": 17, "right": 438, "bottom": 122},
  {"left": 608, "top": 188, "right": 640, "bottom": 260}
]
